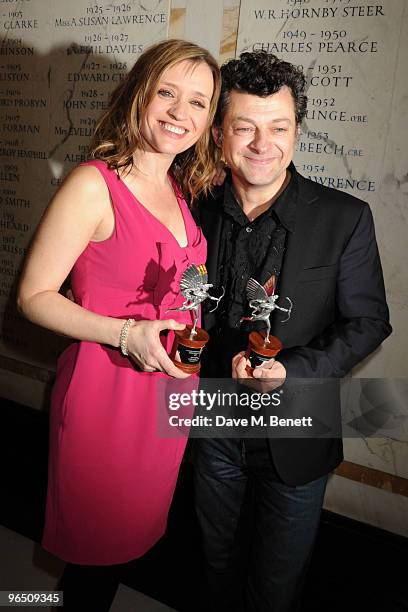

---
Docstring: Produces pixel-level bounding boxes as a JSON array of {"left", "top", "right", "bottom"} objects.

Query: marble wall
[
  {"left": 0, "top": 0, "right": 170, "bottom": 372},
  {"left": 0, "top": 0, "right": 407, "bottom": 535}
]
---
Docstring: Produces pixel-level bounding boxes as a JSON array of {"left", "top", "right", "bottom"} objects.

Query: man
[{"left": 193, "top": 51, "right": 391, "bottom": 612}]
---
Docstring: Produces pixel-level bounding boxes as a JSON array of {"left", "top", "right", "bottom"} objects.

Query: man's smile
[{"left": 244, "top": 157, "right": 278, "bottom": 165}]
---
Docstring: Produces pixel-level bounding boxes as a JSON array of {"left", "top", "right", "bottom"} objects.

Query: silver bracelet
[{"left": 119, "top": 318, "right": 136, "bottom": 356}]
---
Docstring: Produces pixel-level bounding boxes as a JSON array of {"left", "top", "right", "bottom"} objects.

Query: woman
[{"left": 17, "top": 39, "right": 221, "bottom": 609}]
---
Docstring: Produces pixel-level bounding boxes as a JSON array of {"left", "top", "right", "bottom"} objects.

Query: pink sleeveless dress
[{"left": 42, "top": 160, "right": 206, "bottom": 565}]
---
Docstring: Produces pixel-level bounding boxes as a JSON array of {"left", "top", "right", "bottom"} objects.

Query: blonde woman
[{"left": 18, "top": 39, "right": 220, "bottom": 610}]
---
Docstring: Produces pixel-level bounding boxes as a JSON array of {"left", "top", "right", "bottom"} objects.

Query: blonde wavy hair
[{"left": 89, "top": 39, "right": 221, "bottom": 204}]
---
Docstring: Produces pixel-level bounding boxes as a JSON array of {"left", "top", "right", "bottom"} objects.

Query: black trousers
[{"left": 194, "top": 438, "right": 328, "bottom": 612}]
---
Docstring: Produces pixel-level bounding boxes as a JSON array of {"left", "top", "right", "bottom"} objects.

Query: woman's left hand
[{"left": 127, "top": 318, "right": 191, "bottom": 378}]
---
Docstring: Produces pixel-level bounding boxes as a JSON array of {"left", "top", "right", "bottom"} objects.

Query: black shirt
[{"left": 202, "top": 169, "right": 297, "bottom": 377}]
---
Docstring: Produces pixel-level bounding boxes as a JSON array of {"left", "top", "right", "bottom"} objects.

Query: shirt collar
[{"left": 222, "top": 163, "right": 298, "bottom": 232}]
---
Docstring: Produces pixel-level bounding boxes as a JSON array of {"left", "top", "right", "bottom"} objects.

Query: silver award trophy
[
  {"left": 168, "top": 264, "right": 224, "bottom": 373},
  {"left": 241, "top": 275, "right": 292, "bottom": 374}
]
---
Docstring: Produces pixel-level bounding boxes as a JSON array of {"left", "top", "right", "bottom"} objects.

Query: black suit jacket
[{"left": 194, "top": 166, "right": 392, "bottom": 485}]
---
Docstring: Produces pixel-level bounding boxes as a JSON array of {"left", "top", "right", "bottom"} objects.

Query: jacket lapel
[{"left": 271, "top": 174, "right": 321, "bottom": 338}]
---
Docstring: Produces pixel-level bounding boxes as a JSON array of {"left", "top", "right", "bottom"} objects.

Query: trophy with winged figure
[
  {"left": 168, "top": 264, "right": 224, "bottom": 373},
  {"left": 241, "top": 275, "right": 292, "bottom": 374}
]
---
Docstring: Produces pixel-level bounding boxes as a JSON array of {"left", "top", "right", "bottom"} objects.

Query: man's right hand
[
  {"left": 127, "top": 319, "right": 191, "bottom": 378},
  {"left": 232, "top": 351, "right": 286, "bottom": 392}
]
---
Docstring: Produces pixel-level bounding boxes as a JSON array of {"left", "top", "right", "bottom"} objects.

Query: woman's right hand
[{"left": 127, "top": 319, "right": 191, "bottom": 378}]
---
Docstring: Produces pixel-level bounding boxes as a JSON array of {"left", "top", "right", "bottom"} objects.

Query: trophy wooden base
[
  {"left": 245, "top": 331, "right": 282, "bottom": 376},
  {"left": 170, "top": 325, "right": 209, "bottom": 374}
]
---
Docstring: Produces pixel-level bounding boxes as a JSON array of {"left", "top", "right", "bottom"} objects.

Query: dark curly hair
[{"left": 215, "top": 51, "right": 307, "bottom": 126}]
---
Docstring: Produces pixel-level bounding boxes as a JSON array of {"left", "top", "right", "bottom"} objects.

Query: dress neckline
[{"left": 115, "top": 168, "right": 189, "bottom": 249}]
